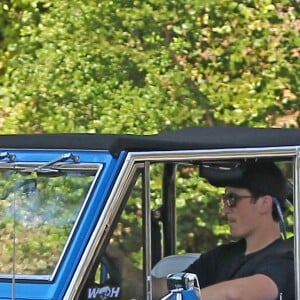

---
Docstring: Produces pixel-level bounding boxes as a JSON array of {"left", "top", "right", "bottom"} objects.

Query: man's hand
[
  {"left": 152, "top": 277, "right": 168, "bottom": 300},
  {"left": 200, "top": 274, "right": 278, "bottom": 300}
]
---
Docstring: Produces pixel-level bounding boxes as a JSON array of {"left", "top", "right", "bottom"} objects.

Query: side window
[
  {"left": 175, "top": 162, "right": 294, "bottom": 255},
  {"left": 175, "top": 164, "right": 227, "bottom": 254},
  {"left": 84, "top": 175, "right": 144, "bottom": 300}
]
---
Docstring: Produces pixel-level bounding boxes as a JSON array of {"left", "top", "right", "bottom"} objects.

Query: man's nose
[{"left": 222, "top": 202, "right": 232, "bottom": 214}]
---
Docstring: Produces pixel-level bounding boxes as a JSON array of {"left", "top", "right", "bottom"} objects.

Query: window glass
[
  {"left": 84, "top": 175, "right": 144, "bottom": 300},
  {"left": 173, "top": 164, "right": 226, "bottom": 254},
  {"left": 0, "top": 167, "right": 98, "bottom": 277}
]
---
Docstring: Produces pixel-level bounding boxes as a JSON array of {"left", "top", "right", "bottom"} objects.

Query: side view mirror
[{"left": 160, "top": 272, "right": 201, "bottom": 300}]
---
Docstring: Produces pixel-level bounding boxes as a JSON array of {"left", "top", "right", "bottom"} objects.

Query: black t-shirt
[{"left": 185, "top": 238, "right": 294, "bottom": 300}]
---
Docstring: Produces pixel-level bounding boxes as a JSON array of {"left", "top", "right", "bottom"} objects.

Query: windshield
[{"left": 0, "top": 163, "right": 100, "bottom": 279}]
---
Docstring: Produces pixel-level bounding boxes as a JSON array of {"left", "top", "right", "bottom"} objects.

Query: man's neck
[{"left": 244, "top": 224, "right": 281, "bottom": 255}]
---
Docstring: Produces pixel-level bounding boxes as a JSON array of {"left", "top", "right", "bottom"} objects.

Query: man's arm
[
  {"left": 200, "top": 274, "right": 278, "bottom": 300},
  {"left": 152, "top": 277, "right": 168, "bottom": 300}
]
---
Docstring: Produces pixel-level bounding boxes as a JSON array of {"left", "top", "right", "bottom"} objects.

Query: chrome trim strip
[
  {"left": 295, "top": 152, "right": 300, "bottom": 300},
  {"left": 128, "top": 146, "right": 298, "bottom": 162},
  {"left": 0, "top": 274, "right": 50, "bottom": 281},
  {"left": 143, "top": 162, "right": 152, "bottom": 300}
]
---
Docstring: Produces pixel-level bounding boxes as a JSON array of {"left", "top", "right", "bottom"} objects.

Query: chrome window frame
[{"left": 65, "top": 145, "right": 299, "bottom": 300}]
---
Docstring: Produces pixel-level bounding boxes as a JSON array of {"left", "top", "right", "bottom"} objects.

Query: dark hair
[{"left": 233, "top": 161, "right": 289, "bottom": 221}]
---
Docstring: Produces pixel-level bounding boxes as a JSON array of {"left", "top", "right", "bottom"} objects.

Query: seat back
[{"left": 151, "top": 253, "right": 200, "bottom": 278}]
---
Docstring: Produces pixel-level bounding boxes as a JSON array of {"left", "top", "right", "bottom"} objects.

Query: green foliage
[
  {"left": 0, "top": 0, "right": 299, "bottom": 134},
  {"left": 175, "top": 166, "right": 230, "bottom": 253}
]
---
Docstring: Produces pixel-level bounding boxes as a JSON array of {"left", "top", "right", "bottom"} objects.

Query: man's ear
[{"left": 259, "top": 195, "right": 273, "bottom": 215}]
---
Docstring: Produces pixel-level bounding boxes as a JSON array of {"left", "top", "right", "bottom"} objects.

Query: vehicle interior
[{"left": 80, "top": 156, "right": 295, "bottom": 300}]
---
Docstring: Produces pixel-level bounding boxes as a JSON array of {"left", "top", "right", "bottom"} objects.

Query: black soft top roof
[{"left": 0, "top": 127, "right": 300, "bottom": 157}]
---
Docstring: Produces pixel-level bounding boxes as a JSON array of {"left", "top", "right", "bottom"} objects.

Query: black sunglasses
[{"left": 222, "top": 192, "right": 254, "bottom": 208}]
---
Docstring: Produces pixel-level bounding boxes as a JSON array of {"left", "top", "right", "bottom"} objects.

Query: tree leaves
[{"left": 1, "top": 0, "right": 299, "bottom": 133}]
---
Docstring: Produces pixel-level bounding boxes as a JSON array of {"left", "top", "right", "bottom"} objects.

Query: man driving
[{"left": 153, "top": 161, "right": 294, "bottom": 300}]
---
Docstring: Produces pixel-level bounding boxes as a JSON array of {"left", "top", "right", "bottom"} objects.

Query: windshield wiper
[
  {"left": 35, "top": 153, "right": 79, "bottom": 172},
  {"left": 20, "top": 153, "right": 80, "bottom": 174}
]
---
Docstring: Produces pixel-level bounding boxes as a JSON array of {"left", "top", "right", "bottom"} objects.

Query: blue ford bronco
[{"left": 0, "top": 127, "right": 297, "bottom": 299}]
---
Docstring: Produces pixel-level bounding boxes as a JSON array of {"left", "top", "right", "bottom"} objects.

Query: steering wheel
[{"left": 80, "top": 252, "right": 122, "bottom": 300}]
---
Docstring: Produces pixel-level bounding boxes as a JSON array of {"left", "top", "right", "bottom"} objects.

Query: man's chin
[{"left": 230, "top": 229, "right": 243, "bottom": 239}]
